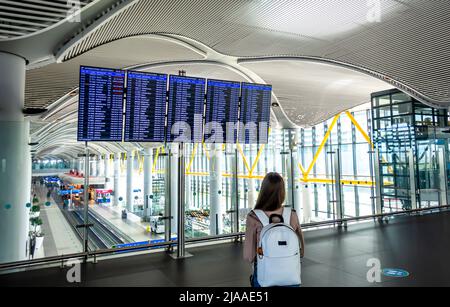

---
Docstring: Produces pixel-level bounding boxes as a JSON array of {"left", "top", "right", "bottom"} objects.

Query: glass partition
[
  {"left": 372, "top": 89, "right": 450, "bottom": 213},
  {"left": 8, "top": 97, "right": 450, "bottom": 267}
]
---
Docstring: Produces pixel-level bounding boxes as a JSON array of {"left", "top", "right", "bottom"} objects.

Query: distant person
[{"left": 244, "top": 172, "right": 305, "bottom": 287}]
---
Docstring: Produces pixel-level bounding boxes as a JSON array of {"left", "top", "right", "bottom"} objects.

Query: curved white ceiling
[
  {"left": 241, "top": 59, "right": 391, "bottom": 126},
  {"left": 0, "top": 0, "right": 98, "bottom": 40},
  {"left": 25, "top": 35, "right": 205, "bottom": 108},
  {"left": 140, "top": 62, "right": 247, "bottom": 83},
  {"left": 56, "top": 0, "right": 450, "bottom": 107},
  {"left": 7, "top": 0, "right": 449, "bottom": 160}
]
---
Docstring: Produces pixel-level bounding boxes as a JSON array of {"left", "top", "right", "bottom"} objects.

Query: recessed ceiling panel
[{"left": 241, "top": 60, "right": 391, "bottom": 126}]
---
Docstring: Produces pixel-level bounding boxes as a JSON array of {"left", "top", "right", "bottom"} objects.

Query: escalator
[{"left": 61, "top": 206, "right": 133, "bottom": 251}]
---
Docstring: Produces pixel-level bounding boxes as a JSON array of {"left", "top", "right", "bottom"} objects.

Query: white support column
[
  {"left": 292, "top": 131, "right": 302, "bottom": 219},
  {"left": 302, "top": 184, "right": 312, "bottom": 223},
  {"left": 186, "top": 173, "right": 192, "bottom": 210},
  {"left": 0, "top": 52, "right": 30, "bottom": 263},
  {"left": 209, "top": 144, "right": 224, "bottom": 235},
  {"left": 248, "top": 145, "right": 256, "bottom": 209},
  {"left": 99, "top": 156, "right": 105, "bottom": 177},
  {"left": 170, "top": 144, "right": 179, "bottom": 234},
  {"left": 91, "top": 155, "right": 98, "bottom": 177},
  {"left": 104, "top": 155, "right": 111, "bottom": 189},
  {"left": 126, "top": 151, "right": 134, "bottom": 212},
  {"left": 248, "top": 179, "right": 255, "bottom": 209},
  {"left": 78, "top": 158, "right": 83, "bottom": 174},
  {"left": 113, "top": 154, "right": 120, "bottom": 206},
  {"left": 286, "top": 154, "right": 293, "bottom": 207},
  {"left": 143, "top": 148, "right": 153, "bottom": 218}
]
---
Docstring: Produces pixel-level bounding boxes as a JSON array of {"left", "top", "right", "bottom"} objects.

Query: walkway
[
  {"left": 32, "top": 185, "right": 83, "bottom": 258},
  {"left": 90, "top": 205, "right": 159, "bottom": 242}
]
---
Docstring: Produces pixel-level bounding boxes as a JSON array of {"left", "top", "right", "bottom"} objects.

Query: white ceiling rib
[
  {"left": 57, "top": 0, "right": 450, "bottom": 107},
  {"left": 25, "top": 35, "right": 205, "bottom": 108},
  {"left": 0, "top": 0, "right": 96, "bottom": 39}
]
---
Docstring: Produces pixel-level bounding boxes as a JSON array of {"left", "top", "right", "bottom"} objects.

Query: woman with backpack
[{"left": 244, "top": 172, "right": 305, "bottom": 287}]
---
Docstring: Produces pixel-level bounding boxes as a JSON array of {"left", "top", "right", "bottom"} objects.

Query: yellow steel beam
[
  {"left": 345, "top": 111, "right": 374, "bottom": 148},
  {"left": 237, "top": 143, "right": 251, "bottom": 174},
  {"left": 305, "top": 114, "right": 340, "bottom": 178},
  {"left": 249, "top": 144, "right": 266, "bottom": 176},
  {"left": 152, "top": 147, "right": 161, "bottom": 173},
  {"left": 186, "top": 144, "right": 198, "bottom": 173},
  {"left": 298, "top": 162, "right": 307, "bottom": 178}
]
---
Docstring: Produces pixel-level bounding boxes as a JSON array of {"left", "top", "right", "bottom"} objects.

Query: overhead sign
[
  {"left": 59, "top": 189, "right": 83, "bottom": 195},
  {"left": 77, "top": 66, "right": 126, "bottom": 142},
  {"left": 114, "top": 237, "right": 177, "bottom": 253},
  {"left": 124, "top": 71, "right": 168, "bottom": 142},
  {"left": 76, "top": 65, "right": 273, "bottom": 144}
]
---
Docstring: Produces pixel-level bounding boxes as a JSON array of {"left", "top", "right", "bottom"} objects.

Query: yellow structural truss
[
  {"left": 142, "top": 111, "right": 380, "bottom": 187},
  {"left": 298, "top": 111, "right": 376, "bottom": 186}
]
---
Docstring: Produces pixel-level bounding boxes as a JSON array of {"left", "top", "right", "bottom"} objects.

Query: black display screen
[
  {"left": 166, "top": 75, "right": 206, "bottom": 143},
  {"left": 124, "top": 71, "right": 167, "bottom": 142},
  {"left": 77, "top": 66, "right": 125, "bottom": 142},
  {"left": 204, "top": 79, "right": 241, "bottom": 144},
  {"left": 239, "top": 82, "right": 272, "bottom": 144}
]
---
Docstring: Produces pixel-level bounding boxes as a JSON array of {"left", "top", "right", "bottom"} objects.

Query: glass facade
[
  {"left": 372, "top": 89, "right": 450, "bottom": 212},
  {"left": 7, "top": 96, "right": 449, "bottom": 267}
]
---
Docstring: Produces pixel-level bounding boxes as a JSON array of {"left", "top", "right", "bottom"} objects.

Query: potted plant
[
  {"left": 30, "top": 204, "right": 41, "bottom": 218},
  {"left": 29, "top": 217, "right": 44, "bottom": 258}
]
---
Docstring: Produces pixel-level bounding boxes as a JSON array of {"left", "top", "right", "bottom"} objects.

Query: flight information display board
[
  {"left": 77, "top": 66, "right": 125, "bottom": 142},
  {"left": 239, "top": 82, "right": 272, "bottom": 144},
  {"left": 124, "top": 71, "right": 168, "bottom": 142},
  {"left": 166, "top": 75, "right": 206, "bottom": 143},
  {"left": 204, "top": 79, "right": 241, "bottom": 143}
]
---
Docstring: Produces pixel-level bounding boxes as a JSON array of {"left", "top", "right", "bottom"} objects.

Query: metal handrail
[
  {"left": 0, "top": 205, "right": 449, "bottom": 270},
  {"left": 300, "top": 204, "right": 450, "bottom": 229}
]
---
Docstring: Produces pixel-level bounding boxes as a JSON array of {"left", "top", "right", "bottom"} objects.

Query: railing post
[
  {"left": 171, "top": 143, "right": 192, "bottom": 259},
  {"left": 164, "top": 147, "right": 172, "bottom": 248},
  {"left": 234, "top": 148, "right": 240, "bottom": 234},
  {"left": 373, "top": 148, "right": 383, "bottom": 215},
  {"left": 438, "top": 147, "right": 448, "bottom": 207},
  {"left": 408, "top": 149, "right": 418, "bottom": 210},
  {"left": 333, "top": 148, "right": 344, "bottom": 225},
  {"left": 83, "top": 142, "right": 90, "bottom": 258}
]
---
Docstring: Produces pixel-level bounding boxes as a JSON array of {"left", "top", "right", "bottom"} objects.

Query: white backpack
[{"left": 254, "top": 207, "right": 301, "bottom": 287}]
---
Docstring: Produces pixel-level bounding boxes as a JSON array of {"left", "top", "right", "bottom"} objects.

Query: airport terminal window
[
  {"left": 21, "top": 104, "right": 394, "bottom": 265},
  {"left": 372, "top": 89, "right": 450, "bottom": 212}
]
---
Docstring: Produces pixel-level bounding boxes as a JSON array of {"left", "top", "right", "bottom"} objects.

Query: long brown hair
[{"left": 254, "top": 172, "right": 285, "bottom": 211}]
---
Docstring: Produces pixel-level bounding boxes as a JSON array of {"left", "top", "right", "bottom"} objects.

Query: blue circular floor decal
[{"left": 382, "top": 268, "right": 410, "bottom": 278}]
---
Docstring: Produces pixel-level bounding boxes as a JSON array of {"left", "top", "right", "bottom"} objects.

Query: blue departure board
[
  {"left": 204, "top": 79, "right": 240, "bottom": 144},
  {"left": 77, "top": 66, "right": 125, "bottom": 142},
  {"left": 124, "top": 71, "right": 167, "bottom": 142},
  {"left": 239, "top": 82, "right": 272, "bottom": 144},
  {"left": 166, "top": 75, "right": 206, "bottom": 143}
]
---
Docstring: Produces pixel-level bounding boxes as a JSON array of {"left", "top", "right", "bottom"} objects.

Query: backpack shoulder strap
[
  {"left": 282, "top": 207, "right": 292, "bottom": 225},
  {"left": 253, "top": 209, "right": 270, "bottom": 227}
]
